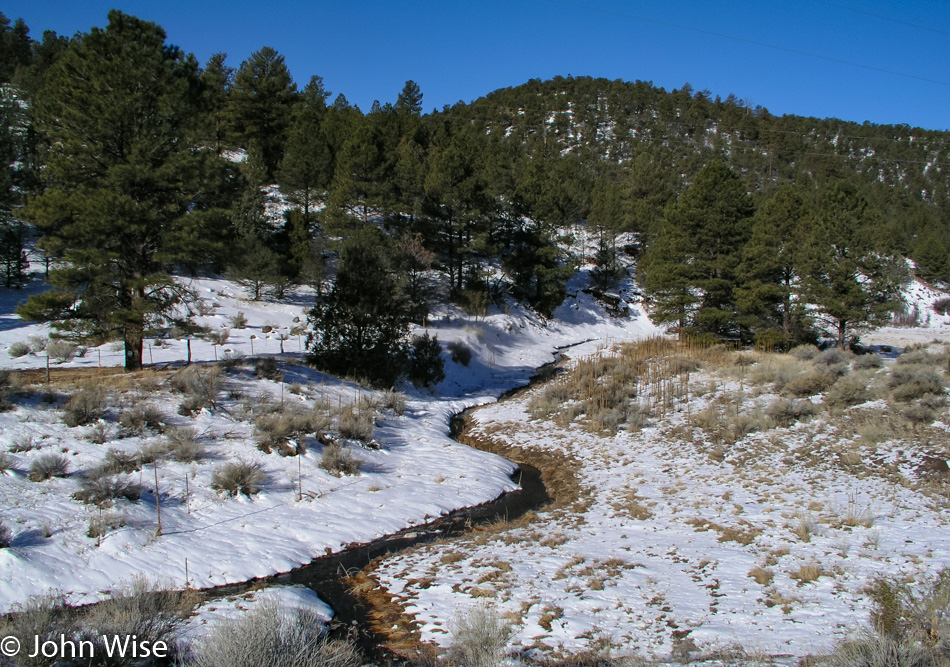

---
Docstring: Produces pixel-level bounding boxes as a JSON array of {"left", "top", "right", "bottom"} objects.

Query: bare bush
[
  {"left": 188, "top": 601, "right": 361, "bottom": 667},
  {"left": 0, "top": 593, "right": 74, "bottom": 667},
  {"left": 934, "top": 297, "right": 950, "bottom": 316},
  {"left": 447, "top": 604, "right": 512, "bottom": 667},
  {"left": 825, "top": 631, "right": 934, "bottom": 667},
  {"left": 229, "top": 311, "right": 249, "bottom": 329},
  {"left": 170, "top": 365, "right": 224, "bottom": 414},
  {"left": 46, "top": 340, "right": 78, "bottom": 363},
  {"left": 87, "top": 511, "right": 126, "bottom": 539},
  {"left": 337, "top": 406, "right": 373, "bottom": 442},
  {"left": 137, "top": 440, "right": 170, "bottom": 466},
  {"left": 118, "top": 404, "right": 165, "bottom": 435},
  {"left": 63, "top": 385, "right": 107, "bottom": 427},
  {"left": 101, "top": 448, "right": 140, "bottom": 474},
  {"left": 379, "top": 390, "right": 407, "bottom": 416},
  {"left": 319, "top": 442, "right": 362, "bottom": 477},
  {"left": 212, "top": 460, "right": 266, "bottom": 497},
  {"left": 0, "top": 451, "right": 13, "bottom": 472},
  {"left": 29, "top": 453, "right": 69, "bottom": 481}
]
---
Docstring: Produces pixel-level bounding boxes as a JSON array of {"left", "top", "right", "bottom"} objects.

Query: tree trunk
[
  {"left": 837, "top": 320, "right": 848, "bottom": 349},
  {"left": 125, "top": 334, "right": 144, "bottom": 370}
]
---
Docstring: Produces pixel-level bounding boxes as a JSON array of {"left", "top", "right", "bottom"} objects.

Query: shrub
[
  {"left": 87, "top": 511, "right": 127, "bottom": 539},
  {"left": 167, "top": 426, "right": 204, "bottom": 462},
  {"left": 29, "top": 454, "right": 69, "bottom": 481},
  {"left": 63, "top": 386, "right": 107, "bottom": 427},
  {"left": 8, "top": 340, "right": 30, "bottom": 358},
  {"left": 901, "top": 404, "right": 936, "bottom": 426},
  {"left": 137, "top": 440, "right": 170, "bottom": 466},
  {"left": 229, "top": 311, "right": 249, "bottom": 329},
  {"left": 170, "top": 365, "right": 223, "bottom": 413},
  {"left": 888, "top": 364, "right": 945, "bottom": 402},
  {"left": 319, "top": 442, "right": 362, "bottom": 477},
  {"left": 0, "top": 520, "right": 11, "bottom": 548},
  {"left": 255, "top": 412, "right": 308, "bottom": 456},
  {"left": 447, "top": 340, "right": 472, "bottom": 366},
  {"left": 118, "top": 404, "right": 165, "bottom": 435},
  {"left": 74, "top": 471, "right": 141, "bottom": 506},
  {"left": 933, "top": 297, "right": 950, "bottom": 316},
  {"left": 814, "top": 347, "right": 853, "bottom": 368},
  {"left": 255, "top": 357, "right": 283, "bottom": 381},
  {"left": 101, "top": 448, "right": 140, "bottom": 474},
  {"left": 188, "top": 601, "right": 361, "bottom": 667},
  {"left": 0, "top": 451, "right": 13, "bottom": 472},
  {"left": 379, "top": 390, "right": 407, "bottom": 416},
  {"left": 782, "top": 371, "right": 835, "bottom": 398},
  {"left": 825, "top": 631, "right": 933, "bottom": 667},
  {"left": 9, "top": 434, "right": 36, "bottom": 453},
  {"left": 406, "top": 333, "right": 445, "bottom": 388},
  {"left": 766, "top": 398, "right": 818, "bottom": 427},
  {"left": 81, "top": 576, "right": 193, "bottom": 656},
  {"left": 0, "top": 594, "right": 74, "bottom": 667},
  {"left": 337, "top": 406, "right": 373, "bottom": 442},
  {"left": 447, "top": 604, "right": 512, "bottom": 667},
  {"left": 46, "top": 340, "right": 78, "bottom": 363},
  {"left": 853, "top": 353, "right": 884, "bottom": 370},
  {"left": 212, "top": 460, "right": 266, "bottom": 497},
  {"left": 863, "top": 570, "right": 950, "bottom": 649},
  {"left": 790, "top": 344, "right": 820, "bottom": 361},
  {"left": 824, "top": 378, "right": 872, "bottom": 409}
]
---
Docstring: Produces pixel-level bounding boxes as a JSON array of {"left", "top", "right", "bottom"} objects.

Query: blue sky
[{"left": 5, "top": 0, "right": 949, "bottom": 130}]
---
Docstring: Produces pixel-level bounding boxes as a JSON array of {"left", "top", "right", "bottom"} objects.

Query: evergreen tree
[
  {"left": 17, "top": 11, "right": 222, "bottom": 370},
  {"left": 198, "top": 52, "right": 234, "bottom": 152},
  {"left": 229, "top": 46, "right": 296, "bottom": 182},
  {"left": 395, "top": 80, "right": 423, "bottom": 116},
  {"left": 803, "top": 182, "right": 907, "bottom": 348},
  {"left": 278, "top": 76, "right": 332, "bottom": 220},
  {"left": 735, "top": 185, "right": 815, "bottom": 346},
  {"left": 307, "top": 227, "right": 412, "bottom": 387}
]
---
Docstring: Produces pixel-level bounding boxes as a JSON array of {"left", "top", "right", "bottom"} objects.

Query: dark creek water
[{"left": 203, "top": 357, "right": 570, "bottom": 662}]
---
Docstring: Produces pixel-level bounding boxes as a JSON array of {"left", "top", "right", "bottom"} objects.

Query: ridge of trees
[{"left": 0, "top": 12, "right": 945, "bottom": 376}]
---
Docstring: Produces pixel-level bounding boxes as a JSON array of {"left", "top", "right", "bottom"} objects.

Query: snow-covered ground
[{"left": 0, "top": 263, "right": 658, "bottom": 619}]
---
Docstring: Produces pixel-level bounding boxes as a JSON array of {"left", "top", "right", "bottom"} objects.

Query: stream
[{"left": 200, "top": 353, "right": 571, "bottom": 662}]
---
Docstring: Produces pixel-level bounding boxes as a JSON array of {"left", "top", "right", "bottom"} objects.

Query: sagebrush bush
[
  {"left": 101, "top": 448, "right": 140, "bottom": 474},
  {"left": 63, "top": 385, "right": 107, "bottom": 427},
  {"left": 74, "top": 470, "right": 142, "bottom": 506},
  {"left": 87, "top": 511, "right": 126, "bottom": 539},
  {"left": 766, "top": 398, "right": 818, "bottom": 427},
  {"left": 188, "top": 601, "right": 361, "bottom": 667},
  {"left": 888, "top": 364, "right": 945, "bottom": 402},
  {"left": 255, "top": 357, "right": 283, "bottom": 381},
  {"left": 29, "top": 453, "right": 69, "bottom": 481},
  {"left": 212, "top": 460, "right": 266, "bottom": 497},
  {"left": 137, "top": 440, "right": 170, "bottom": 466},
  {"left": 82, "top": 576, "right": 193, "bottom": 657},
  {"left": 229, "top": 311, "right": 248, "bottom": 329},
  {"left": 782, "top": 371, "right": 835, "bottom": 398},
  {"left": 337, "top": 406, "right": 373, "bottom": 442},
  {"left": 379, "top": 390, "right": 407, "bottom": 416},
  {"left": 814, "top": 347, "right": 854, "bottom": 368},
  {"left": 824, "top": 378, "right": 872, "bottom": 409},
  {"left": 46, "top": 340, "right": 78, "bottom": 363},
  {"left": 853, "top": 353, "right": 884, "bottom": 370},
  {"left": 0, "top": 451, "right": 13, "bottom": 472},
  {"left": 166, "top": 426, "right": 204, "bottom": 462},
  {"left": 447, "top": 604, "right": 512, "bottom": 667},
  {"left": 118, "top": 404, "right": 164, "bottom": 435},
  {"left": 0, "top": 594, "right": 74, "bottom": 667},
  {"left": 319, "top": 442, "right": 362, "bottom": 477},
  {"left": 169, "top": 365, "right": 223, "bottom": 414},
  {"left": 790, "top": 344, "right": 820, "bottom": 361},
  {"left": 8, "top": 340, "right": 31, "bottom": 358},
  {"left": 255, "top": 410, "right": 318, "bottom": 455}
]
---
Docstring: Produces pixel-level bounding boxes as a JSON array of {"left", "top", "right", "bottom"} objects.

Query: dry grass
[
  {"left": 748, "top": 566, "right": 774, "bottom": 586},
  {"left": 790, "top": 563, "right": 824, "bottom": 584}
]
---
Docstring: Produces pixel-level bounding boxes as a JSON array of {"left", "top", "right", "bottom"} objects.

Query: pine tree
[
  {"left": 278, "top": 76, "right": 332, "bottom": 220},
  {"left": 17, "top": 11, "right": 220, "bottom": 370},
  {"left": 198, "top": 52, "right": 234, "bottom": 152},
  {"left": 229, "top": 46, "right": 297, "bottom": 182},
  {"left": 803, "top": 182, "right": 907, "bottom": 348},
  {"left": 395, "top": 80, "right": 423, "bottom": 116}
]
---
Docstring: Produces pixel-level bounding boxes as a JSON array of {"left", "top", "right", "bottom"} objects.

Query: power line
[
  {"left": 541, "top": 0, "right": 950, "bottom": 87},
  {"left": 809, "top": 0, "right": 950, "bottom": 38}
]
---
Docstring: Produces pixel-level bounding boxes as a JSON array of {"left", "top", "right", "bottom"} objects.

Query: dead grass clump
[
  {"left": 29, "top": 453, "right": 69, "bottom": 481},
  {"left": 888, "top": 364, "right": 945, "bottom": 402},
  {"left": 766, "top": 397, "right": 818, "bottom": 427},
  {"left": 255, "top": 412, "right": 310, "bottom": 456},
  {"left": 782, "top": 371, "right": 835, "bottom": 398},
  {"left": 612, "top": 488, "right": 654, "bottom": 520},
  {"left": 63, "top": 385, "right": 107, "bottom": 427},
  {"left": 87, "top": 511, "right": 127, "bottom": 538},
  {"left": 337, "top": 406, "right": 373, "bottom": 442},
  {"left": 74, "top": 471, "right": 142, "bottom": 506},
  {"left": 824, "top": 378, "right": 872, "bottom": 409},
  {"left": 319, "top": 442, "right": 362, "bottom": 477},
  {"left": 212, "top": 460, "right": 266, "bottom": 497},
  {"left": 790, "top": 563, "right": 824, "bottom": 584},
  {"left": 748, "top": 567, "right": 774, "bottom": 586}
]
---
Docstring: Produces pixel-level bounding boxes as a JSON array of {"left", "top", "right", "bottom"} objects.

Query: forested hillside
[{"left": 1, "top": 11, "right": 948, "bottom": 378}]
